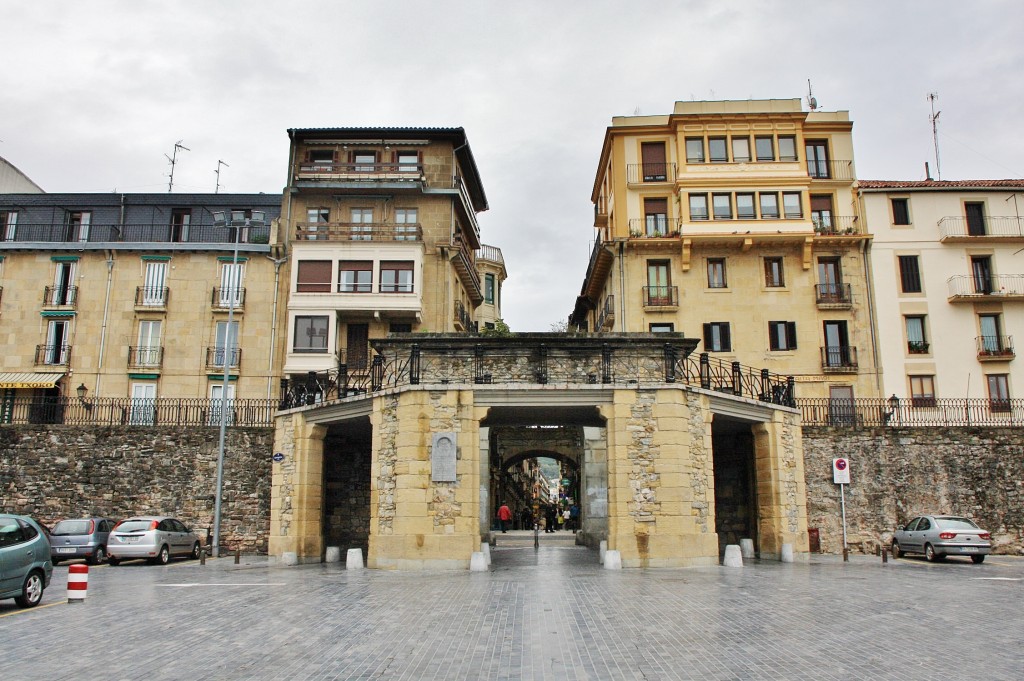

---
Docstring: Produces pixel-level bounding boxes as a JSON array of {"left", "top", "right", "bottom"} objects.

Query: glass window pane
[
  {"left": 709, "top": 138, "right": 727, "bottom": 162},
  {"left": 732, "top": 138, "right": 750, "bottom": 162},
  {"left": 760, "top": 193, "right": 779, "bottom": 218},
  {"left": 712, "top": 195, "right": 732, "bottom": 219},
  {"left": 783, "top": 193, "right": 802, "bottom": 218},
  {"left": 736, "top": 194, "right": 755, "bottom": 219},
  {"left": 778, "top": 136, "right": 797, "bottom": 161},
  {"left": 686, "top": 138, "right": 705, "bottom": 163},
  {"left": 755, "top": 137, "right": 774, "bottom": 161},
  {"left": 689, "top": 194, "right": 708, "bottom": 220}
]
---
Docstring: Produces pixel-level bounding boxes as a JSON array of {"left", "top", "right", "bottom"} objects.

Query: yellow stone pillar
[
  {"left": 753, "top": 413, "right": 809, "bottom": 560},
  {"left": 268, "top": 412, "right": 327, "bottom": 562}
]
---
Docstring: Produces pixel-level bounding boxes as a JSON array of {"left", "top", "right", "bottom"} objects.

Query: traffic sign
[
  {"left": 832, "top": 457, "right": 850, "bottom": 484},
  {"left": 272, "top": 452, "right": 285, "bottom": 463}
]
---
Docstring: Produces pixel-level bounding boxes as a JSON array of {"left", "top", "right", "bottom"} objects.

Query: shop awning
[{"left": 0, "top": 372, "right": 65, "bottom": 389}]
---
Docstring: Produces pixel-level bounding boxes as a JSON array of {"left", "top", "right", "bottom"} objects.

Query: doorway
[{"left": 712, "top": 417, "right": 758, "bottom": 556}]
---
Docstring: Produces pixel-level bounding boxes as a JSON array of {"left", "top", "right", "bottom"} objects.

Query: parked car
[
  {"left": 892, "top": 515, "right": 992, "bottom": 563},
  {"left": 0, "top": 514, "right": 53, "bottom": 608},
  {"left": 106, "top": 516, "right": 201, "bottom": 565},
  {"left": 49, "top": 517, "right": 116, "bottom": 565}
]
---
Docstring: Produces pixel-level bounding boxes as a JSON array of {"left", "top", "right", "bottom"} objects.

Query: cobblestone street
[{"left": 3, "top": 544, "right": 1022, "bottom": 680}]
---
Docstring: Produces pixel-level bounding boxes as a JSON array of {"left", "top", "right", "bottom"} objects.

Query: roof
[
  {"left": 0, "top": 192, "right": 282, "bottom": 209},
  {"left": 859, "top": 179, "right": 1024, "bottom": 191}
]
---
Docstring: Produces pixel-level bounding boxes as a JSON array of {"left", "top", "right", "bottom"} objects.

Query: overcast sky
[{"left": 3, "top": 1, "right": 1023, "bottom": 331}]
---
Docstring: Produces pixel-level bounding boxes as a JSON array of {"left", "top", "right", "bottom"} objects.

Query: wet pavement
[{"left": 2, "top": 545, "right": 1022, "bottom": 680}]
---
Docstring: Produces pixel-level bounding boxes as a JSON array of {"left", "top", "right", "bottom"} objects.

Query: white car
[{"left": 107, "top": 516, "right": 201, "bottom": 565}]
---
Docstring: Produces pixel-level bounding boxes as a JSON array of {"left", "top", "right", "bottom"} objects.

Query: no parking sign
[{"left": 832, "top": 457, "right": 850, "bottom": 484}]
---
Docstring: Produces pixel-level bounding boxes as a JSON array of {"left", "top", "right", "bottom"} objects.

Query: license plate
[
  {"left": 960, "top": 546, "right": 978, "bottom": 553},
  {"left": 57, "top": 547, "right": 77, "bottom": 553},
  {"left": 122, "top": 536, "right": 140, "bottom": 543}
]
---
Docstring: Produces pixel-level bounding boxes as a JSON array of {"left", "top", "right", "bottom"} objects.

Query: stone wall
[
  {"left": 0, "top": 425, "right": 273, "bottom": 553},
  {"left": 802, "top": 427, "right": 1024, "bottom": 555}
]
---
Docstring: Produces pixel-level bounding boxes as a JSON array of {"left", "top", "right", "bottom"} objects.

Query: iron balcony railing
[
  {"left": 947, "top": 274, "right": 1024, "bottom": 298},
  {"left": 807, "top": 159, "right": 854, "bottom": 181},
  {"left": 798, "top": 397, "right": 1024, "bottom": 427},
  {"left": 293, "top": 161, "right": 424, "bottom": 178},
  {"left": 815, "top": 283, "right": 852, "bottom": 307},
  {"left": 43, "top": 286, "right": 78, "bottom": 308},
  {"left": 907, "top": 340, "right": 930, "bottom": 354},
  {"left": 35, "top": 344, "right": 71, "bottom": 366},
  {"left": 812, "top": 215, "right": 860, "bottom": 235},
  {"left": 821, "top": 345, "right": 858, "bottom": 371},
  {"left": 3, "top": 223, "right": 271, "bottom": 245},
  {"left": 294, "top": 222, "right": 422, "bottom": 242},
  {"left": 938, "top": 216, "right": 1024, "bottom": 239},
  {"left": 128, "top": 346, "right": 164, "bottom": 369},
  {"left": 0, "top": 396, "right": 277, "bottom": 427},
  {"left": 597, "top": 295, "right": 615, "bottom": 331},
  {"left": 626, "top": 163, "right": 676, "bottom": 183},
  {"left": 453, "top": 300, "right": 473, "bottom": 331},
  {"left": 643, "top": 286, "right": 679, "bottom": 307},
  {"left": 477, "top": 244, "right": 504, "bottom": 265},
  {"left": 135, "top": 286, "right": 169, "bottom": 307},
  {"left": 977, "top": 335, "right": 1015, "bottom": 359},
  {"left": 628, "top": 218, "right": 681, "bottom": 238},
  {"left": 211, "top": 287, "right": 245, "bottom": 308},
  {"left": 205, "top": 347, "right": 241, "bottom": 369}
]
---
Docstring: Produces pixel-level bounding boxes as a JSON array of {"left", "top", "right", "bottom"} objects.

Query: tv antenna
[
  {"left": 165, "top": 140, "right": 190, "bottom": 193},
  {"left": 928, "top": 92, "right": 942, "bottom": 180},
  {"left": 806, "top": 79, "right": 818, "bottom": 111},
  {"left": 215, "top": 159, "right": 230, "bottom": 194}
]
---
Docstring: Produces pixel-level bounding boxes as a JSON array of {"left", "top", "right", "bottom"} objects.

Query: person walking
[
  {"left": 569, "top": 503, "right": 579, "bottom": 532},
  {"left": 497, "top": 503, "right": 512, "bottom": 533},
  {"left": 544, "top": 505, "right": 557, "bottom": 533}
]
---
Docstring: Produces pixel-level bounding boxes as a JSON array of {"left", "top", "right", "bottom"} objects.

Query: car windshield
[
  {"left": 52, "top": 520, "right": 93, "bottom": 536},
  {"left": 936, "top": 517, "right": 980, "bottom": 530},
  {"left": 116, "top": 520, "right": 156, "bottom": 532}
]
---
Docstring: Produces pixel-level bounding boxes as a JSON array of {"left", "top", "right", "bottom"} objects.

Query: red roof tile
[{"left": 858, "top": 179, "right": 1024, "bottom": 190}]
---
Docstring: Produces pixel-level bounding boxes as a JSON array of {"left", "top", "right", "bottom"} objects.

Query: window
[
  {"left": 764, "top": 257, "right": 785, "bottom": 287},
  {"left": 823, "top": 320, "right": 851, "bottom": 367},
  {"left": 129, "top": 383, "right": 157, "bottom": 426},
  {"left": 296, "top": 260, "right": 332, "bottom": 293},
  {"left": 778, "top": 136, "right": 797, "bottom": 162},
  {"left": 689, "top": 194, "right": 709, "bottom": 221},
  {"left": 685, "top": 138, "right": 705, "bottom": 164},
  {"left": 755, "top": 136, "right": 774, "bottom": 161},
  {"left": 353, "top": 152, "right": 376, "bottom": 172},
  {"left": 732, "top": 137, "right": 751, "bottom": 163},
  {"left": 209, "top": 384, "right": 236, "bottom": 425},
  {"left": 396, "top": 151, "right": 419, "bottom": 172},
  {"left": 759, "top": 193, "right": 779, "bottom": 219},
  {"left": 345, "top": 323, "right": 370, "bottom": 370},
  {"left": 811, "top": 195, "right": 834, "bottom": 232},
  {"left": 44, "top": 319, "right": 70, "bottom": 364},
  {"left": 219, "top": 262, "right": 244, "bottom": 306},
  {"left": 339, "top": 261, "right": 373, "bottom": 293},
  {"left": 703, "top": 322, "right": 731, "bottom": 352},
  {"left": 897, "top": 255, "right": 922, "bottom": 293},
  {"left": 712, "top": 194, "right": 732, "bottom": 220},
  {"left": 979, "top": 314, "right": 1004, "bottom": 354},
  {"left": 641, "top": 142, "right": 668, "bottom": 181},
  {"left": 1, "top": 210, "right": 17, "bottom": 241},
  {"left": 736, "top": 193, "right": 756, "bottom": 220},
  {"left": 380, "top": 261, "right": 414, "bottom": 293},
  {"left": 294, "top": 316, "right": 329, "bottom": 353},
  {"left": 51, "top": 261, "right": 76, "bottom": 306},
  {"left": 136, "top": 320, "right": 162, "bottom": 366},
  {"left": 307, "top": 149, "right": 334, "bottom": 167},
  {"left": 646, "top": 260, "right": 671, "bottom": 305},
  {"left": 485, "top": 273, "right": 495, "bottom": 304},
  {"left": 142, "top": 261, "right": 167, "bottom": 306},
  {"left": 905, "top": 316, "right": 928, "bottom": 353},
  {"left": 170, "top": 209, "right": 190, "bottom": 242},
  {"left": 644, "top": 198, "right": 669, "bottom": 235},
  {"left": 307, "top": 207, "right": 329, "bottom": 224},
  {"left": 987, "top": 374, "right": 1010, "bottom": 412},
  {"left": 350, "top": 208, "right": 373, "bottom": 240},
  {"left": 910, "top": 376, "right": 936, "bottom": 407},
  {"left": 891, "top": 198, "right": 910, "bottom": 225},
  {"left": 818, "top": 257, "right": 843, "bottom": 301},
  {"left": 971, "top": 256, "right": 993, "bottom": 294},
  {"left": 806, "top": 141, "right": 829, "bottom": 178},
  {"left": 65, "top": 211, "right": 91, "bottom": 242},
  {"left": 707, "top": 258, "right": 727, "bottom": 288},
  {"left": 768, "top": 321, "right": 797, "bottom": 351},
  {"left": 214, "top": 320, "right": 239, "bottom": 368},
  {"left": 709, "top": 137, "right": 728, "bottom": 162},
  {"left": 783, "top": 192, "right": 802, "bottom": 219},
  {"left": 965, "top": 202, "right": 986, "bottom": 236},
  {"left": 395, "top": 208, "right": 418, "bottom": 240},
  {"left": 389, "top": 323, "right": 412, "bottom": 333},
  {"left": 650, "top": 323, "right": 675, "bottom": 333}
]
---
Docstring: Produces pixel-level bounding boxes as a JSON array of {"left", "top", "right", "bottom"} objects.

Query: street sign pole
[
  {"left": 839, "top": 483, "right": 848, "bottom": 551},
  {"left": 832, "top": 457, "right": 851, "bottom": 552}
]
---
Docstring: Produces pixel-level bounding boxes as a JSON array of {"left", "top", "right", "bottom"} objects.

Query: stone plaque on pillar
[{"left": 431, "top": 432, "right": 457, "bottom": 482}]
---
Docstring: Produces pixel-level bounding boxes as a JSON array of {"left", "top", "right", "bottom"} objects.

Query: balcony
[
  {"left": 939, "top": 216, "right": 1024, "bottom": 241},
  {"left": 35, "top": 344, "right": 71, "bottom": 366},
  {"left": 205, "top": 347, "right": 241, "bottom": 370},
  {"left": 947, "top": 275, "right": 1024, "bottom": 302},
  {"left": 477, "top": 244, "right": 504, "bottom": 266},
  {"left": 3, "top": 223, "right": 270, "bottom": 246},
  {"left": 292, "top": 161, "right": 424, "bottom": 183},
  {"left": 821, "top": 346, "right": 858, "bottom": 372},
  {"left": 907, "top": 340, "right": 930, "bottom": 355},
  {"left": 977, "top": 335, "right": 1015, "bottom": 361},
  {"left": 294, "top": 222, "right": 422, "bottom": 242},
  {"left": 812, "top": 216, "right": 861, "bottom": 236},
  {"left": 42, "top": 286, "right": 78, "bottom": 310},
  {"left": 135, "top": 286, "right": 169, "bottom": 309},
  {"left": 626, "top": 163, "right": 677, "bottom": 184},
  {"left": 815, "top": 283, "right": 852, "bottom": 309},
  {"left": 128, "top": 346, "right": 164, "bottom": 369},
  {"left": 211, "top": 287, "right": 246, "bottom": 310},
  {"left": 450, "top": 237, "right": 483, "bottom": 305},
  {"left": 628, "top": 218, "right": 681, "bottom": 239},
  {"left": 643, "top": 286, "right": 679, "bottom": 309},
  {"left": 807, "top": 159, "right": 854, "bottom": 181},
  {"left": 597, "top": 295, "right": 615, "bottom": 331},
  {"left": 453, "top": 300, "right": 473, "bottom": 332}
]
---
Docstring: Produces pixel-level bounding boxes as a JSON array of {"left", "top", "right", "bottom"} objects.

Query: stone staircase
[{"left": 492, "top": 530, "right": 580, "bottom": 547}]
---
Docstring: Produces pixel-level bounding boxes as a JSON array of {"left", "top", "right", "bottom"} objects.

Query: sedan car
[
  {"left": 107, "top": 516, "right": 201, "bottom": 566},
  {"left": 0, "top": 514, "right": 53, "bottom": 608},
  {"left": 892, "top": 515, "right": 992, "bottom": 563},
  {"left": 50, "top": 517, "right": 115, "bottom": 565}
]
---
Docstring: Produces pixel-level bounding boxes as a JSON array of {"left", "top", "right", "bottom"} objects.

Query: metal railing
[
  {"left": 0, "top": 397, "right": 277, "bottom": 427},
  {"left": 293, "top": 161, "right": 424, "bottom": 178},
  {"left": 938, "top": 216, "right": 1024, "bottom": 239},
  {"left": 643, "top": 286, "right": 679, "bottom": 307},
  {"left": 3, "top": 223, "right": 270, "bottom": 245},
  {"left": 205, "top": 347, "right": 241, "bottom": 369},
  {"left": 977, "top": 335, "right": 1015, "bottom": 359},
  {"left": 128, "top": 346, "right": 164, "bottom": 369},
  {"left": 815, "top": 283, "right": 852, "bottom": 307},
  {"left": 820, "top": 346, "right": 858, "bottom": 371},
  {"left": 628, "top": 218, "right": 681, "bottom": 238},
  {"left": 211, "top": 288, "right": 245, "bottom": 308},
  {"left": 812, "top": 216, "right": 860, "bottom": 235},
  {"left": 597, "top": 295, "right": 615, "bottom": 331},
  {"left": 676, "top": 352, "right": 795, "bottom": 406},
  {"left": 43, "top": 286, "right": 78, "bottom": 307},
  {"left": 477, "top": 244, "right": 504, "bottom": 265},
  {"left": 135, "top": 286, "right": 169, "bottom": 307},
  {"left": 294, "top": 222, "right": 422, "bottom": 242},
  {"left": 947, "top": 274, "right": 1024, "bottom": 298},
  {"left": 907, "top": 340, "right": 930, "bottom": 354},
  {"left": 453, "top": 300, "right": 472, "bottom": 331},
  {"left": 807, "top": 159, "right": 854, "bottom": 181},
  {"left": 626, "top": 163, "right": 676, "bottom": 183},
  {"left": 35, "top": 344, "right": 71, "bottom": 366},
  {"left": 798, "top": 397, "right": 1024, "bottom": 427}
]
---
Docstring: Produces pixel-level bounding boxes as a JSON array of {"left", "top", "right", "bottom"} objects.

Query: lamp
[{"left": 76, "top": 383, "right": 92, "bottom": 411}]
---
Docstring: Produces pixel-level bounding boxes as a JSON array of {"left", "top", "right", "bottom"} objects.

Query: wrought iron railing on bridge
[{"left": 0, "top": 397, "right": 278, "bottom": 427}]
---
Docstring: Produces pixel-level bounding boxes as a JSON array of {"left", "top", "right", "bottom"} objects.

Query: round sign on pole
[{"left": 832, "top": 457, "right": 850, "bottom": 484}]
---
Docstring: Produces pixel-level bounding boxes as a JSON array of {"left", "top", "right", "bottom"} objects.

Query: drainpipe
[
  {"left": 94, "top": 250, "right": 116, "bottom": 397},
  {"left": 860, "top": 215, "right": 882, "bottom": 397},
  {"left": 618, "top": 241, "right": 626, "bottom": 331},
  {"left": 265, "top": 254, "right": 288, "bottom": 399}
]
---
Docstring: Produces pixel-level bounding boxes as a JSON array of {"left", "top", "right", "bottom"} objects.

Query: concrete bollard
[
  {"left": 480, "top": 542, "right": 491, "bottom": 566},
  {"left": 67, "top": 563, "right": 88, "bottom": 602},
  {"left": 599, "top": 540, "right": 607, "bottom": 565},
  {"left": 739, "top": 538, "right": 755, "bottom": 559},
  {"left": 325, "top": 546, "right": 341, "bottom": 563},
  {"left": 282, "top": 551, "right": 298, "bottom": 566},
  {"left": 781, "top": 543, "right": 794, "bottom": 563},
  {"left": 346, "top": 548, "right": 364, "bottom": 570},
  {"left": 881, "top": 547, "right": 888, "bottom": 564},
  {"left": 603, "top": 550, "right": 622, "bottom": 570},
  {"left": 234, "top": 549, "right": 241, "bottom": 565},
  {"left": 199, "top": 547, "right": 206, "bottom": 566},
  {"left": 723, "top": 544, "right": 743, "bottom": 567},
  {"left": 843, "top": 547, "right": 849, "bottom": 562},
  {"left": 470, "top": 551, "right": 489, "bottom": 571}
]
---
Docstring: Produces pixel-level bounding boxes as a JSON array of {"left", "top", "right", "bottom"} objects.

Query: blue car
[{"left": 0, "top": 514, "right": 53, "bottom": 608}]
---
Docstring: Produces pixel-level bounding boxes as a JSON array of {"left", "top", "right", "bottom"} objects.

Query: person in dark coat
[{"left": 544, "top": 504, "right": 557, "bottom": 533}]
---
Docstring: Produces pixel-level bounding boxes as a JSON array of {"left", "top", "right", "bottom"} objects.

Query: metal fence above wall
[
  {"left": 0, "top": 397, "right": 278, "bottom": 427},
  {"left": 798, "top": 397, "right": 1024, "bottom": 427}
]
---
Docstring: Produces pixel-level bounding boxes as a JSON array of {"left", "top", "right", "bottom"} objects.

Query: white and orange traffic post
[{"left": 67, "top": 564, "right": 88, "bottom": 602}]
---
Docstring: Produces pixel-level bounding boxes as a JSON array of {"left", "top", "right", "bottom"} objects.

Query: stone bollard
[
  {"left": 235, "top": 549, "right": 241, "bottom": 565},
  {"left": 199, "top": 547, "right": 206, "bottom": 566},
  {"left": 282, "top": 551, "right": 298, "bottom": 566},
  {"left": 346, "top": 548, "right": 364, "bottom": 570},
  {"left": 599, "top": 540, "right": 607, "bottom": 565},
  {"left": 603, "top": 549, "right": 622, "bottom": 570},
  {"left": 843, "top": 547, "right": 849, "bottom": 562},
  {"left": 781, "top": 543, "right": 794, "bottom": 563},
  {"left": 470, "top": 552, "right": 488, "bottom": 572},
  {"left": 881, "top": 547, "right": 888, "bottom": 564},
  {"left": 325, "top": 546, "right": 341, "bottom": 563},
  {"left": 480, "top": 542, "right": 491, "bottom": 566},
  {"left": 739, "top": 538, "right": 755, "bottom": 559},
  {"left": 723, "top": 544, "right": 743, "bottom": 567}
]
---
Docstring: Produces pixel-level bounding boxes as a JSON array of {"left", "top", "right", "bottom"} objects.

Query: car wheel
[
  {"left": 108, "top": 556, "right": 120, "bottom": 566},
  {"left": 191, "top": 542, "right": 201, "bottom": 559},
  {"left": 14, "top": 571, "right": 45, "bottom": 608},
  {"left": 971, "top": 555, "right": 986, "bottom": 564},
  {"left": 88, "top": 546, "right": 106, "bottom": 566},
  {"left": 151, "top": 545, "right": 170, "bottom": 565},
  {"left": 925, "top": 543, "right": 943, "bottom": 562},
  {"left": 890, "top": 541, "right": 901, "bottom": 559}
]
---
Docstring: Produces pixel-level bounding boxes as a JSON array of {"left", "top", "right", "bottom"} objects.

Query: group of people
[{"left": 496, "top": 502, "right": 579, "bottom": 533}]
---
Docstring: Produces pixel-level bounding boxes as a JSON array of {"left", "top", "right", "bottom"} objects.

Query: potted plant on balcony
[
  {"left": 907, "top": 340, "right": 929, "bottom": 354},
  {"left": 629, "top": 228, "right": 642, "bottom": 238}
]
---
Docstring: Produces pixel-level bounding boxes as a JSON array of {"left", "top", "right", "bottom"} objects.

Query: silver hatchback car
[
  {"left": 107, "top": 516, "right": 201, "bottom": 566},
  {"left": 892, "top": 515, "right": 992, "bottom": 563},
  {"left": 50, "top": 517, "right": 115, "bottom": 565}
]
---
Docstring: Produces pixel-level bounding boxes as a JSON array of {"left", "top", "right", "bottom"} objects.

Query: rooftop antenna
[
  {"left": 215, "top": 159, "right": 230, "bottom": 194},
  {"left": 165, "top": 140, "right": 190, "bottom": 193},
  {"left": 806, "top": 79, "right": 818, "bottom": 111},
  {"left": 928, "top": 93, "right": 942, "bottom": 180}
]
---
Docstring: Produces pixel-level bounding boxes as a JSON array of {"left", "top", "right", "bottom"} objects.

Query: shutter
[
  {"left": 721, "top": 324, "right": 731, "bottom": 352},
  {"left": 810, "top": 195, "right": 833, "bottom": 211},
  {"left": 297, "top": 260, "right": 332, "bottom": 293},
  {"left": 787, "top": 322, "right": 798, "bottom": 349},
  {"left": 702, "top": 323, "right": 712, "bottom": 350}
]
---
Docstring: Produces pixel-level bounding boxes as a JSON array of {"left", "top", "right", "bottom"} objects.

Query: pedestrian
[
  {"left": 569, "top": 503, "right": 579, "bottom": 532},
  {"left": 497, "top": 502, "right": 512, "bottom": 533},
  {"left": 545, "top": 505, "right": 557, "bottom": 533},
  {"left": 520, "top": 508, "right": 532, "bottom": 531},
  {"left": 561, "top": 507, "right": 569, "bottom": 531}
]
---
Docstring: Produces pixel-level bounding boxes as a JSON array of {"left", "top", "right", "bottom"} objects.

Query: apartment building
[
  {"left": 280, "top": 127, "right": 492, "bottom": 380},
  {"left": 860, "top": 179, "right": 1024, "bottom": 404},
  {"left": 475, "top": 243, "right": 507, "bottom": 331},
  {"left": 570, "top": 99, "right": 879, "bottom": 400},
  {"left": 0, "top": 193, "right": 284, "bottom": 419}
]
